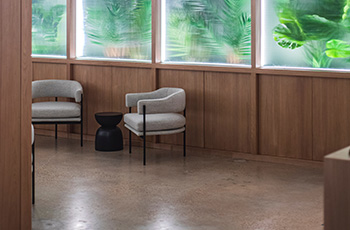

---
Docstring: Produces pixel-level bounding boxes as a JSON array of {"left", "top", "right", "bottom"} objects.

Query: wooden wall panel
[
  {"left": 324, "top": 148, "right": 350, "bottom": 230},
  {"left": 32, "top": 63, "right": 67, "bottom": 81},
  {"left": 72, "top": 65, "right": 113, "bottom": 136},
  {"left": 21, "top": 0, "right": 33, "bottom": 227},
  {"left": 0, "top": 0, "right": 21, "bottom": 228},
  {"left": 313, "top": 78, "right": 350, "bottom": 161},
  {"left": 259, "top": 75, "right": 312, "bottom": 159},
  {"left": 1, "top": 0, "right": 31, "bottom": 227},
  {"left": 111, "top": 67, "right": 154, "bottom": 141},
  {"left": 205, "top": 72, "right": 251, "bottom": 153},
  {"left": 158, "top": 69, "right": 204, "bottom": 147},
  {"left": 32, "top": 63, "right": 68, "bottom": 132}
]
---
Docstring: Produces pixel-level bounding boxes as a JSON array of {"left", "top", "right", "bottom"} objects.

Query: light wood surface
[
  {"left": 158, "top": 70, "right": 205, "bottom": 147},
  {"left": 0, "top": 0, "right": 21, "bottom": 228},
  {"left": 152, "top": 0, "right": 161, "bottom": 63},
  {"left": 324, "top": 147, "right": 350, "bottom": 230},
  {"left": 313, "top": 78, "right": 350, "bottom": 160},
  {"left": 259, "top": 75, "right": 313, "bottom": 159},
  {"left": 21, "top": 0, "right": 33, "bottom": 228},
  {"left": 205, "top": 72, "right": 251, "bottom": 153},
  {"left": 0, "top": 0, "right": 31, "bottom": 228},
  {"left": 72, "top": 65, "right": 113, "bottom": 135}
]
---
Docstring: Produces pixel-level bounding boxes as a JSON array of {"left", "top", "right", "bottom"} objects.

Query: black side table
[{"left": 95, "top": 112, "right": 123, "bottom": 151}]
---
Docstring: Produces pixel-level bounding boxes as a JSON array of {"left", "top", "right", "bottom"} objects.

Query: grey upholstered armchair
[
  {"left": 124, "top": 88, "right": 186, "bottom": 165},
  {"left": 32, "top": 80, "right": 84, "bottom": 146}
]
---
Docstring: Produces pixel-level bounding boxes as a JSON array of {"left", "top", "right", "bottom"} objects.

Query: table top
[
  {"left": 95, "top": 112, "right": 123, "bottom": 117},
  {"left": 95, "top": 112, "right": 123, "bottom": 126}
]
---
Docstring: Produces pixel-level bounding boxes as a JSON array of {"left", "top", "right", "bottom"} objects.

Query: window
[
  {"left": 162, "top": 0, "right": 251, "bottom": 65},
  {"left": 76, "top": 0, "right": 152, "bottom": 61},
  {"left": 32, "top": 0, "right": 67, "bottom": 57},
  {"left": 262, "top": 0, "right": 350, "bottom": 69}
]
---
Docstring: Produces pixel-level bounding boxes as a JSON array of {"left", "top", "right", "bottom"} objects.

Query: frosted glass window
[
  {"left": 32, "top": 0, "right": 67, "bottom": 57},
  {"left": 76, "top": 0, "right": 152, "bottom": 61},
  {"left": 163, "top": 0, "right": 251, "bottom": 65},
  {"left": 262, "top": 0, "right": 350, "bottom": 69}
]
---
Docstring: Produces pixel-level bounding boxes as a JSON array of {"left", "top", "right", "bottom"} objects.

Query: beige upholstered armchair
[
  {"left": 124, "top": 88, "right": 186, "bottom": 165},
  {"left": 32, "top": 80, "right": 84, "bottom": 146}
]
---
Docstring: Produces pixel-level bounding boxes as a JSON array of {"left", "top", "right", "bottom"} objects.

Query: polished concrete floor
[{"left": 32, "top": 136, "right": 324, "bottom": 230}]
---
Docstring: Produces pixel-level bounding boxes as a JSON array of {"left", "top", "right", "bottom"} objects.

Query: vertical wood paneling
[
  {"left": 21, "top": 0, "right": 33, "bottom": 227},
  {"left": 205, "top": 72, "right": 251, "bottom": 153},
  {"left": 73, "top": 65, "right": 113, "bottom": 135},
  {"left": 32, "top": 63, "right": 67, "bottom": 80},
  {"left": 111, "top": 67, "right": 153, "bottom": 141},
  {"left": 32, "top": 63, "right": 68, "bottom": 132},
  {"left": 0, "top": 0, "right": 31, "bottom": 228},
  {"left": 158, "top": 69, "right": 204, "bottom": 147},
  {"left": 313, "top": 78, "right": 350, "bottom": 161},
  {"left": 324, "top": 149, "right": 350, "bottom": 230},
  {"left": 0, "top": 0, "right": 21, "bottom": 226},
  {"left": 259, "top": 75, "right": 312, "bottom": 159}
]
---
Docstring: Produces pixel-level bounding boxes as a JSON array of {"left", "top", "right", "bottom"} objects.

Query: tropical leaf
[
  {"left": 299, "top": 15, "right": 343, "bottom": 40},
  {"left": 326, "top": 39, "right": 350, "bottom": 58},
  {"left": 273, "top": 24, "right": 305, "bottom": 49},
  {"left": 273, "top": 5, "right": 306, "bottom": 49}
]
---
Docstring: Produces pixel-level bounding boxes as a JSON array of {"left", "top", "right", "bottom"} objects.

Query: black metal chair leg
[
  {"left": 81, "top": 95, "right": 83, "bottom": 147},
  {"left": 129, "top": 130, "right": 132, "bottom": 154},
  {"left": 129, "top": 107, "right": 132, "bottom": 154},
  {"left": 81, "top": 122, "right": 83, "bottom": 147},
  {"left": 55, "top": 124, "right": 57, "bottom": 139},
  {"left": 183, "top": 108, "right": 186, "bottom": 157},
  {"left": 32, "top": 142, "right": 35, "bottom": 204},
  {"left": 143, "top": 105, "right": 146, "bottom": 166},
  {"left": 183, "top": 129, "right": 186, "bottom": 157}
]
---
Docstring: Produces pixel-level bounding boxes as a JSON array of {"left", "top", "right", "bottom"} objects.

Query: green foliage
[
  {"left": 273, "top": 0, "right": 350, "bottom": 68},
  {"left": 219, "top": 0, "right": 251, "bottom": 61},
  {"left": 85, "top": 0, "right": 151, "bottom": 59},
  {"left": 167, "top": 4, "right": 221, "bottom": 62},
  {"left": 32, "top": 0, "right": 66, "bottom": 55},
  {"left": 166, "top": 0, "right": 251, "bottom": 64},
  {"left": 326, "top": 39, "right": 350, "bottom": 59},
  {"left": 304, "top": 41, "right": 333, "bottom": 68}
]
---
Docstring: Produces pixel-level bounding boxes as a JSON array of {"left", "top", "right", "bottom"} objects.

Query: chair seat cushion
[
  {"left": 124, "top": 113, "right": 186, "bottom": 132},
  {"left": 32, "top": 102, "right": 81, "bottom": 118}
]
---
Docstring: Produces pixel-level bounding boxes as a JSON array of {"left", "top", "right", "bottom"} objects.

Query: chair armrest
[
  {"left": 126, "top": 89, "right": 165, "bottom": 107},
  {"left": 137, "top": 91, "right": 186, "bottom": 114},
  {"left": 75, "top": 89, "right": 83, "bottom": 103}
]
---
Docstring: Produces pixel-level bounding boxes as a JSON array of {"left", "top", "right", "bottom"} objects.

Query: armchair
[
  {"left": 124, "top": 88, "right": 186, "bottom": 165},
  {"left": 32, "top": 80, "right": 84, "bottom": 146}
]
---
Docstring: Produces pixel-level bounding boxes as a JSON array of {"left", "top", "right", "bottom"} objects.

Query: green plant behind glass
[
  {"left": 85, "top": 0, "right": 151, "bottom": 60},
  {"left": 217, "top": 0, "right": 251, "bottom": 63},
  {"left": 167, "top": 4, "right": 220, "bottom": 62},
  {"left": 273, "top": 0, "right": 350, "bottom": 68},
  {"left": 166, "top": 0, "right": 251, "bottom": 64},
  {"left": 32, "top": 0, "right": 66, "bottom": 55}
]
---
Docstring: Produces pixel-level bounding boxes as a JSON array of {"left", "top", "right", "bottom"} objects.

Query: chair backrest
[
  {"left": 32, "top": 80, "right": 83, "bottom": 102},
  {"left": 159, "top": 87, "right": 186, "bottom": 112}
]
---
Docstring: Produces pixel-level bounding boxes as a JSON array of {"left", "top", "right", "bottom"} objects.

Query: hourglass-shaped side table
[{"left": 95, "top": 112, "right": 123, "bottom": 151}]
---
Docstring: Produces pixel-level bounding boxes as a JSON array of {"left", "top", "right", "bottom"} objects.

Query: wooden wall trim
[{"left": 32, "top": 57, "right": 350, "bottom": 79}]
